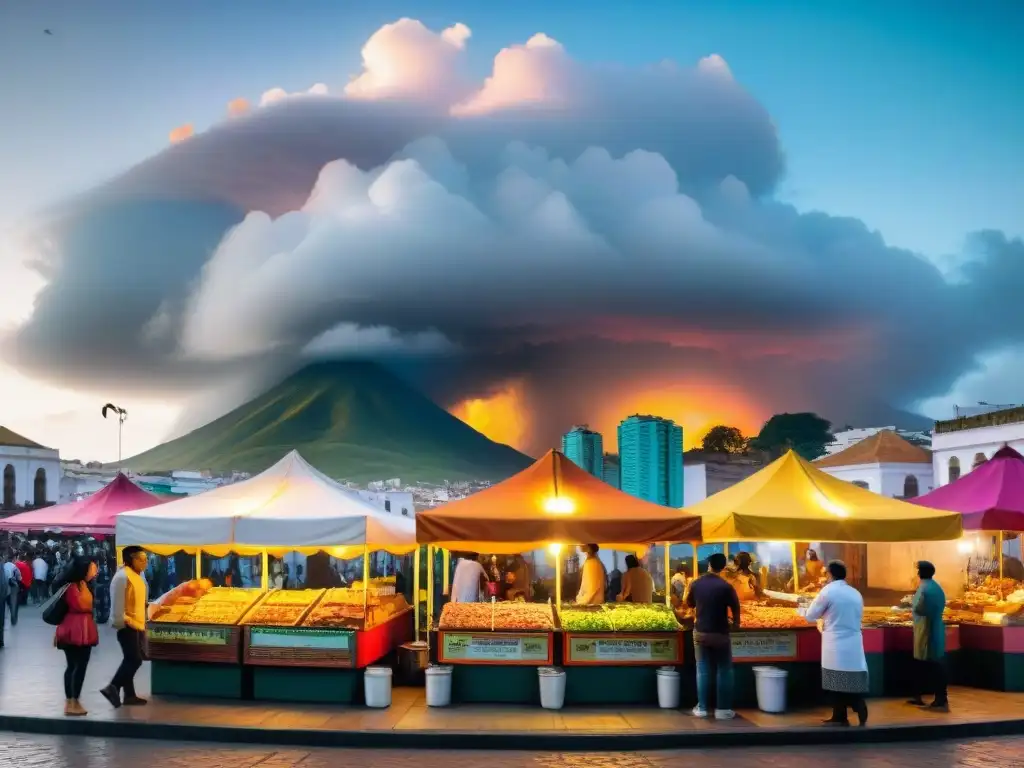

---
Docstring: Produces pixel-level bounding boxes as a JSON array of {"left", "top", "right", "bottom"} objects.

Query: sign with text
[
  {"left": 439, "top": 632, "right": 551, "bottom": 665},
  {"left": 731, "top": 631, "right": 798, "bottom": 661},
  {"left": 147, "top": 626, "right": 230, "bottom": 646},
  {"left": 565, "top": 634, "right": 681, "bottom": 665},
  {"left": 249, "top": 627, "right": 352, "bottom": 650}
]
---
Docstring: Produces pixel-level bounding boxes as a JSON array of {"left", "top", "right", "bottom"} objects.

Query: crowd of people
[{"left": 0, "top": 533, "right": 149, "bottom": 717}]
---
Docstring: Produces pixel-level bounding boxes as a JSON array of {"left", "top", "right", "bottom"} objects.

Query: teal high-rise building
[
  {"left": 617, "top": 415, "right": 684, "bottom": 507},
  {"left": 602, "top": 453, "right": 620, "bottom": 489},
  {"left": 561, "top": 425, "right": 604, "bottom": 478}
]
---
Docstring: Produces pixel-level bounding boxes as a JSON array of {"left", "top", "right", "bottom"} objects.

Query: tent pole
[
  {"left": 413, "top": 546, "right": 421, "bottom": 639},
  {"left": 195, "top": 548, "right": 202, "bottom": 580},
  {"left": 443, "top": 549, "right": 450, "bottom": 595},
  {"left": 998, "top": 531, "right": 1005, "bottom": 599},
  {"left": 692, "top": 542, "right": 699, "bottom": 579},
  {"left": 663, "top": 543, "right": 671, "bottom": 607},
  {"left": 791, "top": 541, "right": 800, "bottom": 593},
  {"left": 555, "top": 547, "right": 562, "bottom": 606},
  {"left": 427, "top": 545, "right": 435, "bottom": 639},
  {"left": 362, "top": 544, "right": 370, "bottom": 614},
  {"left": 260, "top": 550, "right": 269, "bottom": 591}
]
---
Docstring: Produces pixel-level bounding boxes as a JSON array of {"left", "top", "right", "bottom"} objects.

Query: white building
[
  {"left": 931, "top": 406, "right": 1024, "bottom": 487},
  {"left": 826, "top": 426, "right": 931, "bottom": 455},
  {"left": 0, "top": 426, "right": 61, "bottom": 509},
  {"left": 682, "top": 452, "right": 766, "bottom": 505},
  {"left": 815, "top": 430, "right": 933, "bottom": 498}
]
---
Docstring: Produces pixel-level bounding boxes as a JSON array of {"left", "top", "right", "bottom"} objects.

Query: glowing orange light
[
  {"left": 450, "top": 380, "right": 528, "bottom": 450},
  {"left": 543, "top": 496, "right": 574, "bottom": 514}
]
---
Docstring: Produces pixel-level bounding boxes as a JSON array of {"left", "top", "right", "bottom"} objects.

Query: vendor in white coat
[{"left": 803, "top": 560, "right": 869, "bottom": 727}]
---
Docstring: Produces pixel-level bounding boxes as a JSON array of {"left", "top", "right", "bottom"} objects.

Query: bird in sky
[{"left": 44, "top": 29, "right": 53, "bottom": 36}]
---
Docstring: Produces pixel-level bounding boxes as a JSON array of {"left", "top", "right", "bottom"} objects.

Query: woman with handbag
[{"left": 48, "top": 556, "right": 99, "bottom": 716}]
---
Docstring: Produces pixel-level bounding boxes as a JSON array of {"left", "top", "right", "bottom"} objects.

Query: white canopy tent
[{"left": 115, "top": 450, "right": 416, "bottom": 557}]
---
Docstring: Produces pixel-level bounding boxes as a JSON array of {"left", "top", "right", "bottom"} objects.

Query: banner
[
  {"left": 249, "top": 627, "right": 352, "bottom": 650},
  {"left": 566, "top": 634, "right": 680, "bottom": 664},
  {"left": 440, "top": 632, "right": 550, "bottom": 664},
  {"left": 147, "top": 626, "right": 230, "bottom": 646},
  {"left": 731, "top": 631, "right": 798, "bottom": 660}
]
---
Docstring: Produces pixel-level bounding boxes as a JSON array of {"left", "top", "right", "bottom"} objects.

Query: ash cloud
[{"left": 4, "top": 19, "right": 1023, "bottom": 454}]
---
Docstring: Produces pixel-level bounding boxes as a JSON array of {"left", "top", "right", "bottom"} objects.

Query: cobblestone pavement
[{"left": 1, "top": 734, "right": 1022, "bottom": 767}]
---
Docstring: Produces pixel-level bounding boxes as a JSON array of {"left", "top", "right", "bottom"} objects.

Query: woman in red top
[{"left": 54, "top": 556, "right": 99, "bottom": 716}]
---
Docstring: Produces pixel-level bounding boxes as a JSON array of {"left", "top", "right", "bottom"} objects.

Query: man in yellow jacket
[{"left": 100, "top": 546, "right": 149, "bottom": 708}]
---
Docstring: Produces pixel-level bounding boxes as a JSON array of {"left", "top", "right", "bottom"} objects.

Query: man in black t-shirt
[{"left": 686, "top": 552, "right": 741, "bottom": 719}]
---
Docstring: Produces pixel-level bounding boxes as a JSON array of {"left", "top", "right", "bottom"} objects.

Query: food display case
[
  {"left": 559, "top": 604, "right": 682, "bottom": 667},
  {"left": 436, "top": 602, "right": 556, "bottom": 665}
]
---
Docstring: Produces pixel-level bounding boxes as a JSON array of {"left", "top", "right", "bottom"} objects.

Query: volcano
[{"left": 121, "top": 361, "right": 533, "bottom": 483}]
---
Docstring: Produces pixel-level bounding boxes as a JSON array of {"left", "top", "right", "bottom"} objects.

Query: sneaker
[
  {"left": 906, "top": 698, "right": 926, "bottom": 706},
  {"left": 123, "top": 696, "right": 148, "bottom": 706},
  {"left": 99, "top": 685, "right": 122, "bottom": 709},
  {"left": 714, "top": 709, "right": 736, "bottom": 720},
  {"left": 691, "top": 706, "right": 709, "bottom": 718},
  {"left": 928, "top": 701, "right": 949, "bottom": 713}
]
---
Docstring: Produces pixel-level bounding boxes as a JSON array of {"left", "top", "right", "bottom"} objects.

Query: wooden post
[
  {"left": 692, "top": 542, "right": 699, "bottom": 579},
  {"left": 555, "top": 547, "right": 563, "bottom": 606}
]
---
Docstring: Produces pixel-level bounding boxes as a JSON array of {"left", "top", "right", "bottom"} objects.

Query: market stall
[
  {"left": 682, "top": 450, "right": 963, "bottom": 706},
  {"left": 910, "top": 445, "right": 1024, "bottom": 691},
  {"left": 418, "top": 450, "right": 702, "bottom": 705},
  {"left": 117, "top": 450, "right": 416, "bottom": 703},
  {"left": 0, "top": 473, "right": 164, "bottom": 536}
]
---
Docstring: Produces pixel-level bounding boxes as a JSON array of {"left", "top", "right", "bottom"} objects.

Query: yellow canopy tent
[{"left": 687, "top": 450, "right": 962, "bottom": 543}]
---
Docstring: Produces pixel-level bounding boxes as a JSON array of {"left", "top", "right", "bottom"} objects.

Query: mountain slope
[{"left": 122, "top": 361, "right": 533, "bottom": 483}]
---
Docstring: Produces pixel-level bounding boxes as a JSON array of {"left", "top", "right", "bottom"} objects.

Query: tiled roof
[
  {"left": 815, "top": 430, "right": 930, "bottom": 468},
  {"left": 0, "top": 426, "right": 48, "bottom": 450}
]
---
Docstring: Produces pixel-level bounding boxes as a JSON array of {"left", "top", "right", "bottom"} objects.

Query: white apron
[{"left": 804, "top": 580, "right": 867, "bottom": 672}]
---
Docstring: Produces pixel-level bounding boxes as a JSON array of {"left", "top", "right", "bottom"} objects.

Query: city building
[
  {"left": 815, "top": 430, "right": 933, "bottom": 498},
  {"left": 931, "top": 405, "right": 1024, "bottom": 486},
  {"left": 356, "top": 490, "right": 416, "bottom": 517},
  {"left": 0, "top": 426, "right": 61, "bottom": 510},
  {"left": 602, "top": 453, "right": 620, "bottom": 489},
  {"left": 561, "top": 425, "right": 604, "bottom": 478},
  {"left": 617, "top": 415, "right": 683, "bottom": 507},
  {"left": 825, "top": 425, "right": 931, "bottom": 454},
  {"left": 682, "top": 451, "right": 766, "bottom": 505}
]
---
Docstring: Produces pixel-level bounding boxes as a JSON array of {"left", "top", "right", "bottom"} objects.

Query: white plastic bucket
[
  {"left": 753, "top": 666, "right": 788, "bottom": 713},
  {"left": 656, "top": 666, "right": 680, "bottom": 709},
  {"left": 364, "top": 666, "right": 393, "bottom": 708},
  {"left": 538, "top": 667, "right": 566, "bottom": 710},
  {"left": 426, "top": 665, "right": 453, "bottom": 707}
]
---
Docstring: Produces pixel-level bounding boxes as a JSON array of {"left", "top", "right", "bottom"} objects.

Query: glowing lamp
[
  {"left": 956, "top": 539, "right": 974, "bottom": 555},
  {"left": 543, "top": 496, "right": 574, "bottom": 514},
  {"left": 548, "top": 543, "right": 564, "bottom": 556}
]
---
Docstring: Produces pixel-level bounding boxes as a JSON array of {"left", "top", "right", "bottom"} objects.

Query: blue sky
[{"left": 1, "top": 0, "right": 1021, "bottom": 259}]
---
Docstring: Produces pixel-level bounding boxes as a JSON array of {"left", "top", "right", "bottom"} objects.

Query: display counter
[{"left": 147, "top": 582, "right": 413, "bottom": 702}]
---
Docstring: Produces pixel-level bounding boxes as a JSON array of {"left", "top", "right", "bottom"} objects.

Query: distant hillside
[{"left": 121, "top": 361, "right": 533, "bottom": 483}]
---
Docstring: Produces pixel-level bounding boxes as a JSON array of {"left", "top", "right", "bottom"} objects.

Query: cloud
[
  {"left": 259, "top": 82, "right": 329, "bottom": 107},
  {"left": 345, "top": 18, "right": 472, "bottom": 104},
  {"left": 226, "top": 97, "right": 251, "bottom": 117},
  {"left": 4, "top": 18, "right": 1022, "bottom": 457},
  {"left": 168, "top": 124, "right": 194, "bottom": 144}
]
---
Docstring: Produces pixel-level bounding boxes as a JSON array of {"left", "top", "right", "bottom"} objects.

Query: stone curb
[{"left": 1, "top": 713, "right": 1023, "bottom": 750}]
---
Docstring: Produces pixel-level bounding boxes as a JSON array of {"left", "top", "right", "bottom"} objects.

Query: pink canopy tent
[
  {"left": 0, "top": 473, "right": 165, "bottom": 536},
  {"left": 912, "top": 445, "right": 1024, "bottom": 531}
]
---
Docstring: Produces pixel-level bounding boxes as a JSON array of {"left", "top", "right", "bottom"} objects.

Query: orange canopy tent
[{"left": 416, "top": 450, "right": 702, "bottom": 553}]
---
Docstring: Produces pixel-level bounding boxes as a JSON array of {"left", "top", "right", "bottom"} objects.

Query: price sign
[
  {"left": 566, "top": 634, "right": 681, "bottom": 665},
  {"left": 249, "top": 627, "right": 352, "bottom": 650},
  {"left": 440, "top": 632, "right": 551, "bottom": 664},
  {"left": 731, "top": 631, "right": 798, "bottom": 661},
  {"left": 147, "top": 626, "right": 230, "bottom": 646}
]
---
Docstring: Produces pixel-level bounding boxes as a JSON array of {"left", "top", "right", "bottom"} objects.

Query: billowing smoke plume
[{"left": 4, "top": 18, "right": 1023, "bottom": 454}]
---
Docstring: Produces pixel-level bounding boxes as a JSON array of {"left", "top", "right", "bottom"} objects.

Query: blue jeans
[{"left": 695, "top": 641, "right": 733, "bottom": 711}]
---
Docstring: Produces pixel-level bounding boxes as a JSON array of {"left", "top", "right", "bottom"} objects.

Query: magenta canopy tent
[
  {"left": 912, "top": 446, "right": 1024, "bottom": 531},
  {"left": 0, "top": 473, "right": 164, "bottom": 536}
]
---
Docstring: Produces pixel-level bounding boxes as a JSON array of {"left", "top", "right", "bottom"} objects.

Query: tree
[
  {"left": 701, "top": 425, "right": 747, "bottom": 455},
  {"left": 749, "top": 413, "right": 834, "bottom": 461}
]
